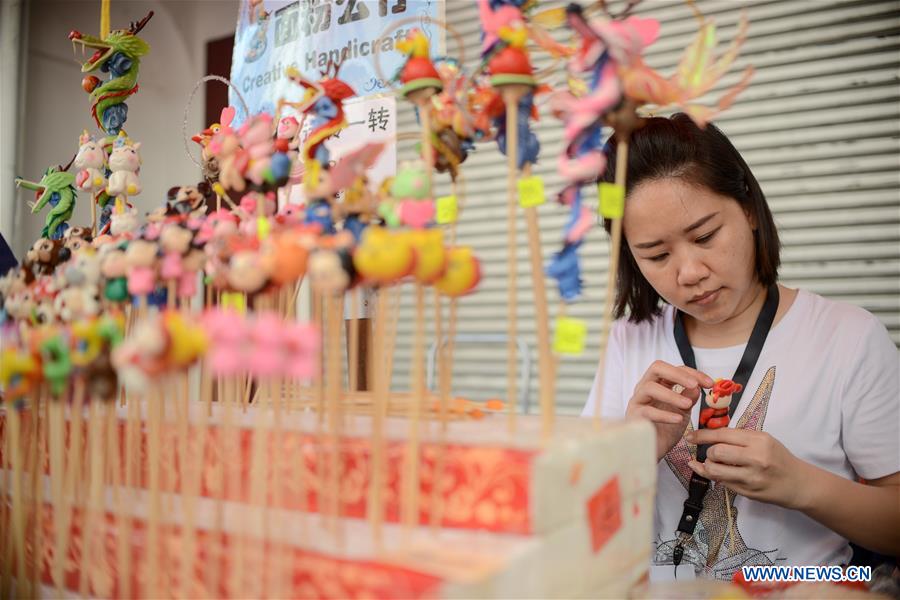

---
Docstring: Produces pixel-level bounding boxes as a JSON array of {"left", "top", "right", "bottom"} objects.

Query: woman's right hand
[{"left": 625, "top": 361, "right": 714, "bottom": 461}]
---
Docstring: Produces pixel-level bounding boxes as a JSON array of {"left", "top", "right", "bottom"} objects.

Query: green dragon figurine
[
  {"left": 68, "top": 11, "right": 153, "bottom": 134},
  {"left": 16, "top": 166, "right": 78, "bottom": 240}
]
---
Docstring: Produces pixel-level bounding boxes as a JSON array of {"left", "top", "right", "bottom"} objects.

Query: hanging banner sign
[
  {"left": 285, "top": 93, "right": 398, "bottom": 205},
  {"left": 230, "top": 0, "right": 443, "bottom": 125}
]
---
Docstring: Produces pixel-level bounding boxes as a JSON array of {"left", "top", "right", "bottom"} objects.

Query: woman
[{"left": 582, "top": 114, "right": 899, "bottom": 581}]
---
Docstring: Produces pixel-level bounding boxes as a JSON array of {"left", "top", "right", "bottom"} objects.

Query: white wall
[
  {"left": 0, "top": 1, "right": 26, "bottom": 247},
  {"left": 11, "top": 0, "right": 240, "bottom": 257}
]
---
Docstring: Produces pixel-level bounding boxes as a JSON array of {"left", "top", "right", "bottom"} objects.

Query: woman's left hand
[{"left": 685, "top": 428, "right": 809, "bottom": 509}]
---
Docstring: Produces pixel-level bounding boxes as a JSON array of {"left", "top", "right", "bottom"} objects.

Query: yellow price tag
[
  {"left": 598, "top": 182, "right": 625, "bottom": 219},
  {"left": 221, "top": 292, "right": 246, "bottom": 314},
  {"left": 257, "top": 216, "right": 271, "bottom": 240},
  {"left": 435, "top": 195, "right": 458, "bottom": 224},
  {"left": 553, "top": 316, "right": 587, "bottom": 355},
  {"left": 517, "top": 175, "right": 545, "bottom": 208}
]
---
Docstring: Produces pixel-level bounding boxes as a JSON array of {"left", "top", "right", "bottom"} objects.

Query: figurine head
[
  {"left": 264, "top": 231, "right": 311, "bottom": 286},
  {"left": 110, "top": 205, "right": 140, "bottom": 237},
  {"left": 6, "top": 289, "right": 36, "bottom": 321},
  {"left": 68, "top": 11, "right": 153, "bottom": 74},
  {"left": 73, "top": 130, "right": 107, "bottom": 170},
  {"left": 125, "top": 239, "right": 158, "bottom": 269},
  {"left": 55, "top": 285, "right": 101, "bottom": 323},
  {"left": 390, "top": 162, "right": 430, "bottom": 201},
  {"left": 709, "top": 379, "right": 742, "bottom": 409},
  {"left": 239, "top": 113, "right": 275, "bottom": 153},
  {"left": 434, "top": 246, "right": 481, "bottom": 297},
  {"left": 408, "top": 229, "right": 447, "bottom": 284},
  {"left": 308, "top": 249, "right": 353, "bottom": 296},
  {"left": 62, "top": 249, "right": 101, "bottom": 287},
  {"left": 159, "top": 222, "right": 194, "bottom": 255},
  {"left": 194, "top": 209, "right": 238, "bottom": 245},
  {"left": 353, "top": 227, "right": 415, "bottom": 284},
  {"left": 101, "top": 247, "right": 128, "bottom": 278},
  {"left": 396, "top": 30, "right": 443, "bottom": 99},
  {"left": 276, "top": 116, "right": 300, "bottom": 140},
  {"left": 29, "top": 238, "right": 71, "bottom": 275},
  {"left": 227, "top": 250, "right": 270, "bottom": 294},
  {"left": 34, "top": 297, "right": 58, "bottom": 325},
  {"left": 109, "top": 134, "right": 142, "bottom": 172},
  {"left": 64, "top": 227, "right": 94, "bottom": 253},
  {"left": 304, "top": 198, "right": 334, "bottom": 234},
  {"left": 166, "top": 182, "right": 213, "bottom": 217},
  {"left": 275, "top": 202, "right": 305, "bottom": 226}
]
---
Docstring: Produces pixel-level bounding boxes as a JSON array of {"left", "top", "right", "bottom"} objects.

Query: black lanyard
[{"left": 671, "top": 284, "right": 779, "bottom": 568}]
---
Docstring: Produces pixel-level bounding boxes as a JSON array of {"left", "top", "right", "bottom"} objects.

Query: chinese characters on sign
[
  {"left": 278, "top": 0, "right": 410, "bottom": 40},
  {"left": 367, "top": 106, "right": 390, "bottom": 132},
  {"left": 285, "top": 94, "right": 397, "bottom": 206},
  {"left": 231, "top": 0, "right": 442, "bottom": 124}
]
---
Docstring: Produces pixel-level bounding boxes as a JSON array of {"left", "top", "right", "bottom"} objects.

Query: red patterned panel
[
  {"left": 586, "top": 475, "right": 622, "bottom": 554},
  {"left": 0, "top": 412, "right": 536, "bottom": 534},
  {"left": 2, "top": 502, "right": 444, "bottom": 599}
]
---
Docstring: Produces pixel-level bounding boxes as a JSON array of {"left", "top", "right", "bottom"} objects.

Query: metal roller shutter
[{"left": 388, "top": 0, "right": 900, "bottom": 414}]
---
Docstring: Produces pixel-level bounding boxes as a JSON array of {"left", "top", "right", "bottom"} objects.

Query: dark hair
[{"left": 601, "top": 113, "right": 780, "bottom": 323}]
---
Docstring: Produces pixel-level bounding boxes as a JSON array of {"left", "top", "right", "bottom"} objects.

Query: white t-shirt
[{"left": 583, "top": 289, "right": 900, "bottom": 581}]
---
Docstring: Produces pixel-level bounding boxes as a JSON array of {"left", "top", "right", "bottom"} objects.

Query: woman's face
[{"left": 624, "top": 177, "right": 759, "bottom": 325}]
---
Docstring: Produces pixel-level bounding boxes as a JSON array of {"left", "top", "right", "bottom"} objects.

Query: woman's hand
[
  {"left": 686, "top": 428, "right": 806, "bottom": 509},
  {"left": 626, "top": 361, "right": 714, "bottom": 461},
  {"left": 688, "top": 428, "right": 900, "bottom": 555}
]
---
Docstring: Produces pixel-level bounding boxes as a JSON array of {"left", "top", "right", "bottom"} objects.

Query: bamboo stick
[
  {"left": 519, "top": 163, "right": 556, "bottom": 438},
  {"left": 58, "top": 379, "right": 87, "bottom": 591},
  {"left": 159, "top": 377, "right": 177, "bottom": 596},
  {"left": 105, "top": 395, "right": 124, "bottom": 600},
  {"left": 270, "top": 373, "right": 290, "bottom": 599},
  {"left": 247, "top": 376, "right": 270, "bottom": 599},
  {"left": 232, "top": 371, "right": 248, "bottom": 597},
  {"left": 449, "top": 177, "right": 460, "bottom": 246},
  {"left": 429, "top": 287, "right": 446, "bottom": 529},
  {"left": 207, "top": 374, "right": 233, "bottom": 598},
  {"left": 368, "top": 287, "right": 389, "bottom": 547},
  {"left": 348, "top": 288, "right": 361, "bottom": 393},
  {"left": 48, "top": 398, "right": 67, "bottom": 593},
  {"left": 144, "top": 383, "right": 164, "bottom": 598},
  {"left": 32, "top": 393, "right": 47, "bottom": 592},
  {"left": 174, "top": 366, "right": 196, "bottom": 599},
  {"left": 168, "top": 280, "right": 177, "bottom": 310},
  {"left": 408, "top": 94, "right": 436, "bottom": 532},
  {"left": 325, "top": 293, "right": 345, "bottom": 545},
  {"left": 247, "top": 288, "right": 274, "bottom": 596},
  {"left": 120, "top": 382, "right": 140, "bottom": 600},
  {"left": 313, "top": 291, "right": 324, "bottom": 421},
  {"left": 8, "top": 407, "right": 28, "bottom": 598},
  {"left": 383, "top": 285, "right": 401, "bottom": 387},
  {"left": 431, "top": 287, "right": 460, "bottom": 529},
  {"left": 593, "top": 140, "right": 628, "bottom": 430},
  {"left": 183, "top": 362, "right": 209, "bottom": 600},
  {"left": 78, "top": 399, "right": 106, "bottom": 597},
  {"left": 24, "top": 390, "right": 40, "bottom": 593},
  {"left": 502, "top": 87, "right": 521, "bottom": 431},
  {"left": 418, "top": 95, "right": 435, "bottom": 195},
  {"left": 402, "top": 283, "right": 427, "bottom": 535}
]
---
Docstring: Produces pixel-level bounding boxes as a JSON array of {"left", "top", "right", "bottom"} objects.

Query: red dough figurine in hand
[{"left": 699, "top": 379, "right": 743, "bottom": 429}]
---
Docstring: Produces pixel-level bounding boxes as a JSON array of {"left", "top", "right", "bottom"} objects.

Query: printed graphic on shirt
[{"left": 655, "top": 366, "right": 783, "bottom": 580}]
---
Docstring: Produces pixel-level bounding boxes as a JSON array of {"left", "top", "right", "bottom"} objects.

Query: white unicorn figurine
[
  {"left": 73, "top": 129, "right": 107, "bottom": 193},
  {"left": 106, "top": 132, "right": 142, "bottom": 199}
]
